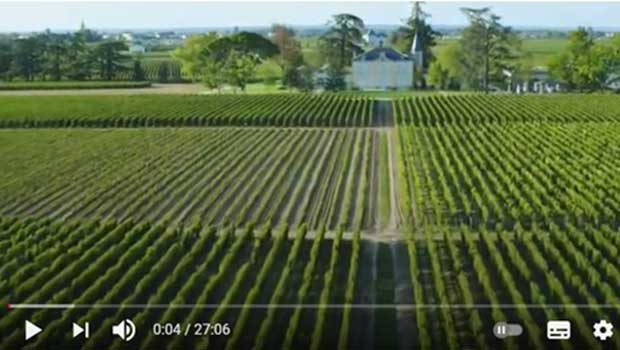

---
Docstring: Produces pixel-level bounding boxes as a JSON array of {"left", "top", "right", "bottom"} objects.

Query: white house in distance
[
  {"left": 607, "top": 74, "right": 620, "bottom": 91},
  {"left": 364, "top": 30, "right": 388, "bottom": 48},
  {"left": 129, "top": 44, "right": 146, "bottom": 54},
  {"left": 352, "top": 32, "right": 424, "bottom": 90}
]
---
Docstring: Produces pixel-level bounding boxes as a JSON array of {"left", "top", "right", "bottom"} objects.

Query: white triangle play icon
[
  {"left": 73, "top": 323, "right": 84, "bottom": 338},
  {"left": 25, "top": 320, "right": 42, "bottom": 341},
  {"left": 73, "top": 322, "right": 90, "bottom": 338}
]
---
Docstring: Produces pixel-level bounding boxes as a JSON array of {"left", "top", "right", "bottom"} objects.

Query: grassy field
[
  {"left": 434, "top": 37, "right": 568, "bottom": 67},
  {"left": 300, "top": 35, "right": 571, "bottom": 68},
  {"left": 520, "top": 38, "right": 568, "bottom": 66},
  {"left": 2, "top": 93, "right": 620, "bottom": 349}
]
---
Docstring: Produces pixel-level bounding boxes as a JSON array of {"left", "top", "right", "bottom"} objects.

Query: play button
[
  {"left": 73, "top": 322, "right": 90, "bottom": 338},
  {"left": 25, "top": 320, "right": 42, "bottom": 341}
]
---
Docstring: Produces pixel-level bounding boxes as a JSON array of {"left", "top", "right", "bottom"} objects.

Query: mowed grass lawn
[{"left": 521, "top": 37, "right": 568, "bottom": 66}]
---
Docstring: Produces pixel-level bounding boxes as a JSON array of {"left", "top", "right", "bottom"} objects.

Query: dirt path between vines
[
  {"left": 375, "top": 99, "right": 415, "bottom": 350},
  {"left": 372, "top": 99, "right": 402, "bottom": 239},
  {"left": 367, "top": 131, "right": 380, "bottom": 230},
  {"left": 386, "top": 128, "right": 402, "bottom": 231}
]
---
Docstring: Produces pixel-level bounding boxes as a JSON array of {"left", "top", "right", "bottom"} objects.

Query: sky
[{"left": 1, "top": 2, "right": 620, "bottom": 32}]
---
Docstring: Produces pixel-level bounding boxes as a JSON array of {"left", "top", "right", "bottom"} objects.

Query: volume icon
[{"left": 112, "top": 319, "right": 136, "bottom": 342}]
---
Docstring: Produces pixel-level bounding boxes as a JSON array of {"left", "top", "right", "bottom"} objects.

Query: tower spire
[{"left": 409, "top": 2, "right": 424, "bottom": 68}]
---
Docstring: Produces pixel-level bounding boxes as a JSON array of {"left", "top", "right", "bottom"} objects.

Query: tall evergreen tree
[
  {"left": 44, "top": 36, "right": 68, "bottom": 81},
  {"left": 66, "top": 32, "right": 92, "bottom": 80},
  {"left": 0, "top": 40, "right": 13, "bottom": 80},
  {"left": 92, "top": 41, "right": 128, "bottom": 80},
  {"left": 392, "top": 2, "right": 439, "bottom": 70},
  {"left": 11, "top": 36, "right": 45, "bottom": 81},
  {"left": 132, "top": 59, "right": 145, "bottom": 81},
  {"left": 459, "top": 8, "right": 520, "bottom": 92},
  {"left": 158, "top": 62, "right": 169, "bottom": 83},
  {"left": 320, "top": 14, "right": 366, "bottom": 68}
]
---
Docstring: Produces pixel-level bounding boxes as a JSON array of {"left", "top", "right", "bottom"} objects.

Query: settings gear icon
[{"left": 593, "top": 320, "right": 614, "bottom": 341}]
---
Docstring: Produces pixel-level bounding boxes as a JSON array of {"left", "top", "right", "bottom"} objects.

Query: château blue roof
[{"left": 353, "top": 47, "right": 411, "bottom": 62}]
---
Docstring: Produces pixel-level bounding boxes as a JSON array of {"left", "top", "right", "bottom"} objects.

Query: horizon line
[{"left": 2, "top": 23, "right": 620, "bottom": 34}]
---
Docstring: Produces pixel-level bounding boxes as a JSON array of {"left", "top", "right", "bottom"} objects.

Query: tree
[
  {"left": 283, "top": 64, "right": 314, "bottom": 92},
  {"left": 202, "top": 60, "right": 225, "bottom": 92},
  {"left": 427, "top": 61, "right": 449, "bottom": 89},
  {"left": 43, "top": 35, "right": 68, "bottom": 81},
  {"left": 0, "top": 40, "right": 13, "bottom": 80},
  {"left": 222, "top": 51, "right": 258, "bottom": 91},
  {"left": 602, "top": 34, "right": 620, "bottom": 88},
  {"left": 271, "top": 24, "right": 303, "bottom": 68},
  {"left": 158, "top": 62, "right": 169, "bottom": 83},
  {"left": 392, "top": 2, "right": 439, "bottom": 70},
  {"left": 208, "top": 32, "right": 279, "bottom": 62},
  {"left": 11, "top": 36, "right": 45, "bottom": 81},
  {"left": 256, "top": 60, "right": 282, "bottom": 85},
  {"left": 320, "top": 14, "right": 365, "bottom": 68},
  {"left": 322, "top": 65, "right": 346, "bottom": 91},
  {"left": 66, "top": 32, "right": 92, "bottom": 81},
  {"left": 132, "top": 59, "right": 145, "bottom": 81},
  {"left": 175, "top": 31, "right": 277, "bottom": 91},
  {"left": 549, "top": 28, "right": 620, "bottom": 91},
  {"left": 459, "top": 8, "right": 520, "bottom": 92},
  {"left": 92, "top": 41, "right": 128, "bottom": 80},
  {"left": 271, "top": 24, "right": 307, "bottom": 89},
  {"left": 434, "top": 41, "right": 464, "bottom": 89},
  {"left": 172, "top": 33, "right": 219, "bottom": 82}
]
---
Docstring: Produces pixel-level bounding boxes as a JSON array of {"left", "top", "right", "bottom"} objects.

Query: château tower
[{"left": 410, "top": 31, "right": 424, "bottom": 68}]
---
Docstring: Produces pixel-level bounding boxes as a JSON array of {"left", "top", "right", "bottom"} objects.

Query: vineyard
[
  {"left": 0, "top": 219, "right": 361, "bottom": 350},
  {"left": 1, "top": 94, "right": 620, "bottom": 349},
  {"left": 393, "top": 94, "right": 620, "bottom": 350},
  {"left": 397, "top": 121, "right": 620, "bottom": 229},
  {"left": 394, "top": 96, "right": 620, "bottom": 229},
  {"left": 394, "top": 94, "right": 620, "bottom": 125},
  {"left": 0, "top": 128, "right": 391, "bottom": 232},
  {"left": 116, "top": 60, "right": 186, "bottom": 83},
  {"left": 0, "top": 94, "right": 376, "bottom": 128}
]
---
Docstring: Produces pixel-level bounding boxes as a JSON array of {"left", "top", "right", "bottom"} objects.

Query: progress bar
[{"left": 8, "top": 304, "right": 620, "bottom": 310}]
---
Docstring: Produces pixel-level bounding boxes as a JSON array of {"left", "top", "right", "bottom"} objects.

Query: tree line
[
  {"left": 3, "top": 3, "right": 618, "bottom": 92},
  {"left": 172, "top": 26, "right": 332, "bottom": 92},
  {"left": 549, "top": 28, "right": 620, "bottom": 91},
  {"left": 0, "top": 30, "right": 145, "bottom": 82},
  {"left": 426, "top": 7, "right": 620, "bottom": 92},
  {"left": 173, "top": 31, "right": 282, "bottom": 92}
]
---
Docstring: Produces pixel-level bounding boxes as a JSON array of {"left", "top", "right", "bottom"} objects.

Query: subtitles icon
[{"left": 547, "top": 320, "right": 571, "bottom": 340}]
